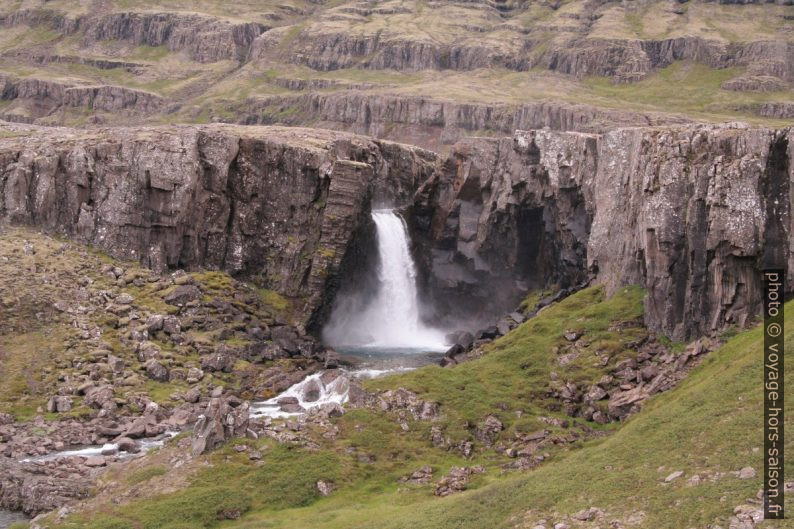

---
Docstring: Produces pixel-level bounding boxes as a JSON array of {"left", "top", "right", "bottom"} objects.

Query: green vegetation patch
[
  {"left": 367, "top": 285, "right": 646, "bottom": 434},
  {"left": 74, "top": 443, "right": 341, "bottom": 529}
]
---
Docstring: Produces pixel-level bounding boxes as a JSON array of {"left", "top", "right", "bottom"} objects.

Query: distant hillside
[{"left": 0, "top": 0, "right": 793, "bottom": 148}]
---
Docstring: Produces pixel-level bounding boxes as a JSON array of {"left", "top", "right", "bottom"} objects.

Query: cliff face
[
  {"left": 0, "top": 75, "right": 165, "bottom": 120},
  {"left": 410, "top": 130, "right": 597, "bottom": 327},
  {"left": 0, "top": 123, "right": 436, "bottom": 326},
  {"left": 1, "top": 121, "right": 790, "bottom": 341},
  {"left": 1, "top": 9, "right": 267, "bottom": 63},
  {"left": 417, "top": 124, "right": 792, "bottom": 340},
  {"left": 589, "top": 125, "right": 792, "bottom": 341},
  {"left": 243, "top": 92, "right": 689, "bottom": 151}
]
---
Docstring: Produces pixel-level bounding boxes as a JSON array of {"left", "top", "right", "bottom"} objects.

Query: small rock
[
  {"left": 572, "top": 507, "right": 602, "bottom": 521},
  {"left": 316, "top": 480, "right": 334, "bottom": 496},
  {"left": 738, "top": 466, "right": 757, "bottom": 479},
  {"left": 664, "top": 470, "right": 684, "bottom": 482},
  {"left": 83, "top": 455, "right": 106, "bottom": 467},
  {"left": 116, "top": 293, "right": 134, "bottom": 305}
]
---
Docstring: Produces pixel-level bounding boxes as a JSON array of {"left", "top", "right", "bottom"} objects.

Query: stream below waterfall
[
  {"left": 0, "top": 510, "right": 27, "bottom": 529},
  {"left": 253, "top": 209, "right": 449, "bottom": 418}
]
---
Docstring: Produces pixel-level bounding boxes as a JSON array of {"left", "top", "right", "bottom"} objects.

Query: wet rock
[
  {"left": 114, "top": 437, "right": 140, "bottom": 453},
  {"left": 83, "top": 455, "right": 106, "bottom": 467},
  {"left": 277, "top": 396, "right": 304, "bottom": 414},
  {"left": 477, "top": 326, "right": 499, "bottom": 340},
  {"left": 301, "top": 379, "right": 322, "bottom": 403}
]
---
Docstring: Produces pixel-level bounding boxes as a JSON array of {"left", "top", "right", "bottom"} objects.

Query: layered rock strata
[
  {"left": 416, "top": 124, "right": 792, "bottom": 340},
  {"left": 0, "top": 123, "right": 437, "bottom": 325}
]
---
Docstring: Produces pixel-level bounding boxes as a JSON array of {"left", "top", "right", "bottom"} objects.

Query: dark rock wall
[
  {"left": 420, "top": 124, "right": 793, "bottom": 341},
  {"left": 0, "top": 124, "right": 435, "bottom": 327},
  {"left": 410, "top": 130, "right": 597, "bottom": 328}
]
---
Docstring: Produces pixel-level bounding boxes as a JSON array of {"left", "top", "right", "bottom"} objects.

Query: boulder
[
  {"left": 191, "top": 396, "right": 250, "bottom": 455},
  {"left": 46, "top": 396, "right": 73, "bottom": 413},
  {"left": 145, "top": 360, "right": 169, "bottom": 382},
  {"left": 107, "top": 355, "right": 125, "bottom": 374},
  {"left": 164, "top": 285, "right": 201, "bottom": 306},
  {"left": 84, "top": 385, "right": 116, "bottom": 411},
  {"left": 201, "top": 346, "right": 237, "bottom": 373}
]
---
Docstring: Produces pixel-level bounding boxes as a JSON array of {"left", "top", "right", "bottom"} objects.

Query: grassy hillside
[{"left": 41, "top": 287, "right": 793, "bottom": 529}]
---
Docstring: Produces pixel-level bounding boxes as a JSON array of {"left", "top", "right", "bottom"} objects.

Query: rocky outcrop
[
  {"left": 758, "top": 102, "right": 794, "bottom": 119},
  {"left": 84, "top": 12, "right": 267, "bottom": 63},
  {"left": 241, "top": 92, "right": 690, "bottom": 151},
  {"left": 191, "top": 395, "right": 250, "bottom": 455},
  {"left": 588, "top": 124, "right": 792, "bottom": 340},
  {"left": 0, "top": 458, "right": 93, "bottom": 515},
  {"left": 249, "top": 21, "right": 794, "bottom": 84},
  {"left": 0, "top": 75, "right": 164, "bottom": 117},
  {"left": 0, "top": 9, "right": 267, "bottom": 63},
  {"left": 1, "top": 120, "right": 790, "bottom": 339},
  {"left": 0, "top": 122, "right": 436, "bottom": 325},
  {"left": 416, "top": 124, "right": 793, "bottom": 340}
]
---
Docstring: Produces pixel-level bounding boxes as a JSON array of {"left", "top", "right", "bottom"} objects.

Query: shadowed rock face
[
  {"left": 415, "top": 124, "right": 793, "bottom": 341},
  {"left": 410, "top": 130, "right": 597, "bottom": 329},
  {"left": 0, "top": 123, "right": 437, "bottom": 327}
]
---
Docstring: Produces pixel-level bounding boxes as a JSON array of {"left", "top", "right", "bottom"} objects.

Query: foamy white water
[
  {"left": 20, "top": 432, "right": 178, "bottom": 463},
  {"left": 251, "top": 366, "right": 417, "bottom": 418},
  {"left": 324, "top": 210, "right": 446, "bottom": 351},
  {"left": 251, "top": 372, "right": 350, "bottom": 418}
]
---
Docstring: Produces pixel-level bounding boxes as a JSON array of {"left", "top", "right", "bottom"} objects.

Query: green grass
[
  {"left": 583, "top": 61, "right": 794, "bottom": 121},
  {"left": 47, "top": 286, "right": 793, "bottom": 529},
  {"left": 126, "top": 465, "right": 168, "bottom": 485},
  {"left": 366, "top": 285, "right": 646, "bottom": 435},
  {"left": 229, "top": 297, "right": 792, "bottom": 529},
  {"left": 69, "top": 443, "right": 342, "bottom": 529}
]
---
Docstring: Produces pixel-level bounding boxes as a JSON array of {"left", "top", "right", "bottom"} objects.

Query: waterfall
[{"left": 323, "top": 210, "right": 446, "bottom": 351}]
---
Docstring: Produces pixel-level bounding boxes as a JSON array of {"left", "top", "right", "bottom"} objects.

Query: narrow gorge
[{"left": 1, "top": 121, "right": 789, "bottom": 342}]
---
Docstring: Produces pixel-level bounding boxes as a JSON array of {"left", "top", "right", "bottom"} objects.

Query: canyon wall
[
  {"left": 417, "top": 124, "right": 792, "bottom": 340},
  {"left": 242, "top": 92, "right": 689, "bottom": 151},
  {"left": 1, "top": 121, "right": 791, "bottom": 340},
  {"left": 0, "top": 123, "right": 436, "bottom": 327}
]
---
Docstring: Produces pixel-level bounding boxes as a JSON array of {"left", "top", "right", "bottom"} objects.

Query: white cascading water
[
  {"left": 324, "top": 210, "right": 446, "bottom": 350},
  {"left": 254, "top": 210, "right": 447, "bottom": 419}
]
